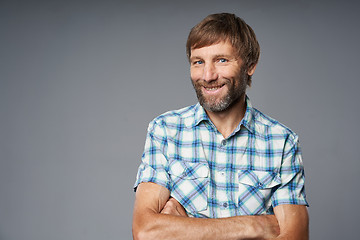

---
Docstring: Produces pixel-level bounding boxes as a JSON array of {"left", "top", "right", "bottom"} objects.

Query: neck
[{"left": 205, "top": 94, "right": 246, "bottom": 138}]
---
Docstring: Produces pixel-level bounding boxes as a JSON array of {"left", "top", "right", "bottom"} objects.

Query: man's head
[
  {"left": 186, "top": 13, "right": 260, "bottom": 87},
  {"left": 190, "top": 41, "right": 249, "bottom": 112}
]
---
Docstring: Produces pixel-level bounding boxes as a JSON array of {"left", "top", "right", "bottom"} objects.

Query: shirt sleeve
[
  {"left": 133, "top": 119, "right": 171, "bottom": 191},
  {"left": 271, "top": 135, "right": 308, "bottom": 207}
]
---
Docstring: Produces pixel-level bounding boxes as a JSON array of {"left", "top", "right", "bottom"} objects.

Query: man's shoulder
[
  {"left": 251, "top": 107, "right": 298, "bottom": 141},
  {"left": 149, "top": 104, "right": 198, "bottom": 129}
]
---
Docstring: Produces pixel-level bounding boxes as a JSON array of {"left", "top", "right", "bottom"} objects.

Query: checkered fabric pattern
[{"left": 134, "top": 97, "right": 308, "bottom": 218}]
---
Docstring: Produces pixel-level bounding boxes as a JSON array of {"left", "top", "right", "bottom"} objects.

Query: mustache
[{"left": 193, "top": 79, "right": 230, "bottom": 88}]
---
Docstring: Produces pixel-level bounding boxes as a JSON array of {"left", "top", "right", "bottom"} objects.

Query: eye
[
  {"left": 218, "top": 58, "right": 228, "bottom": 63},
  {"left": 193, "top": 60, "right": 203, "bottom": 65}
]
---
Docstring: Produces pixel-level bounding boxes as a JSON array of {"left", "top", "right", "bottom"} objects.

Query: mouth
[{"left": 202, "top": 84, "right": 226, "bottom": 93}]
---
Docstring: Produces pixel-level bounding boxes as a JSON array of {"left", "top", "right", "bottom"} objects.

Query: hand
[{"left": 160, "top": 197, "right": 188, "bottom": 217}]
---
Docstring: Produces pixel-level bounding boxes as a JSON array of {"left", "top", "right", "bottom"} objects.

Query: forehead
[{"left": 190, "top": 41, "right": 237, "bottom": 58}]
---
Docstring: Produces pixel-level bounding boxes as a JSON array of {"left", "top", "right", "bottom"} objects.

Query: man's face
[{"left": 190, "top": 41, "right": 251, "bottom": 112}]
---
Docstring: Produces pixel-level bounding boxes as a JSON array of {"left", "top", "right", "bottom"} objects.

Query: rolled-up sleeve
[
  {"left": 271, "top": 135, "right": 308, "bottom": 207},
  {"left": 134, "top": 119, "right": 171, "bottom": 191}
]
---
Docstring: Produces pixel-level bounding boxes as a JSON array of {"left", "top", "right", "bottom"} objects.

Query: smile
[{"left": 203, "top": 84, "right": 225, "bottom": 91}]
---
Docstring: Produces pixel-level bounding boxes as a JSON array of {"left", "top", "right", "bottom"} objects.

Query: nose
[{"left": 202, "top": 63, "right": 218, "bottom": 82}]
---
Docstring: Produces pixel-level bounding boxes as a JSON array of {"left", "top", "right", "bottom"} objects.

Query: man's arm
[
  {"left": 161, "top": 197, "right": 188, "bottom": 216},
  {"left": 132, "top": 182, "right": 280, "bottom": 240},
  {"left": 267, "top": 204, "right": 309, "bottom": 240}
]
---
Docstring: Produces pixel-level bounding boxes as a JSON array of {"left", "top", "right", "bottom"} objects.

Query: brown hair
[{"left": 186, "top": 13, "right": 260, "bottom": 86}]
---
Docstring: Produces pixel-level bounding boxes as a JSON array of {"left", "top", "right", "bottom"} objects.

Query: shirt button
[
  {"left": 223, "top": 202, "right": 228, "bottom": 208},
  {"left": 220, "top": 172, "right": 225, "bottom": 176},
  {"left": 221, "top": 140, "right": 226, "bottom": 146}
]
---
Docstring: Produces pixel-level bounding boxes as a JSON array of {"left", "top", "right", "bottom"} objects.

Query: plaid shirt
[{"left": 134, "top": 97, "right": 308, "bottom": 218}]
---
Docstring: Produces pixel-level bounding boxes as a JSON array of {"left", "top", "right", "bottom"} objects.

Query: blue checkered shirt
[{"left": 134, "top": 97, "right": 308, "bottom": 218}]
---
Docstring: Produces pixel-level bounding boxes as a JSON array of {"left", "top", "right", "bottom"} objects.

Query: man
[{"left": 132, "top": 13, "right": 309, "bottom": 240}]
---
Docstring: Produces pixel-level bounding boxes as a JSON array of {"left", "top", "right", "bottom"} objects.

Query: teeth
[{"left": 206, "top": 86, "right": 221, "bottom": 91}]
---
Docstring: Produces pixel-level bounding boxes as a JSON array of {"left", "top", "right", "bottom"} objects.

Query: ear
[{"left": 247, "top": 64, "right": 257, "bottom": 76}]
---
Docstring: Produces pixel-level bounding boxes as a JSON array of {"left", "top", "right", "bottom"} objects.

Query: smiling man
[{"left": 133, "top": 13, "right": 309, "bottom": 240}]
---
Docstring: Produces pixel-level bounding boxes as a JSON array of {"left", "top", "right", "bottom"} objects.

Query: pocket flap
[{"left": 238, "top": 169, "right": 281, "bottom": 189}]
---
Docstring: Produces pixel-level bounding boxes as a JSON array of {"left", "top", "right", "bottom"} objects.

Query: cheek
[
  {"left": 190, "top": 68, "right": 202, "bottom": 80},
  {"left": 218, "top": 68, "right": 237, "bottom": 80}
]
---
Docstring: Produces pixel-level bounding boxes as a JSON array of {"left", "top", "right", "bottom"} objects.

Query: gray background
[{"left": 1, "top": 0, "right": 359, "bottom": 239}]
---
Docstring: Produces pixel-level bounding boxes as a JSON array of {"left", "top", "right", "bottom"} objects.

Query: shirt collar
[
  {"left": 193, "top": 103, "right": 210, "bottom": 127},
  {"left": 239, "top": 96, "right": 256, "bottom": 134},
  {"left": 188, "top": 96, "right": 256, "bottom": 134}
]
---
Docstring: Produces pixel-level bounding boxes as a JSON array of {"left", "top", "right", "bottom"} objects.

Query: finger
[
  {"left": 160, "top": 205, "right": 171, "bottom": 214},
  {"left": 168, "top": 198, "right": 188, "bottom": 216},
  {"left": 161, "top": 203, "right": 179, "bottom": 215}
]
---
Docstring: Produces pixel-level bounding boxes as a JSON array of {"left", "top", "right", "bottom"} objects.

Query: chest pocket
[
  {"left": 237, "top": 169, "right": 281, "bottom": 215},
  {"left": 168, "top": 160, "right": 209, "bottom": 214}
]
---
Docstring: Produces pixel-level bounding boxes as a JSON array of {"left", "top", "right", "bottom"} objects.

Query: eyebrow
[
  {"left": 213, "top": 54, "right": 234, "bottom": 59},
  {"left": 190, "top": 54, "right": 235, "bottom": 61}
]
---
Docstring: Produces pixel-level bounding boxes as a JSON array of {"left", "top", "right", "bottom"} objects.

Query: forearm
[
  {"left": 266, "top": 234, "right": 309, "bottom": 240},
  {"left": 133, "top": 210, "right": 278, "bottom": 240},
  {"left": 266, "top": 205, "right": 309, "bottom": 240},
  {"left": 132, "top": 182, "right": 279, "bottom": 240}
]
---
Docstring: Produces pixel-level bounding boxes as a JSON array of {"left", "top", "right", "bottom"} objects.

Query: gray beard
[
  {"left": 192, "top": 67, "right": 248, "bottom": 112},
  {"left": 194, "top": 86, "right": 237, "bottom": 112}
]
